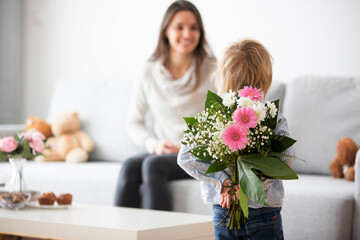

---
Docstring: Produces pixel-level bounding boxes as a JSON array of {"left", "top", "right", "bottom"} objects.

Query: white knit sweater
[{"left": 127, "top": 57, "right": 217, "bottom": 153}]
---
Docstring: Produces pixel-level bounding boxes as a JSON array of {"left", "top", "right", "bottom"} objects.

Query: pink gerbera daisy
[
  {"left": 238, "top": 86, "right": 262, "bottom": 101},
  {"left": 222, "top": 124, "right": 248, "bottom": 151},
  {"left": 233, "top": 107, "right": 258, "bottom": 130}
]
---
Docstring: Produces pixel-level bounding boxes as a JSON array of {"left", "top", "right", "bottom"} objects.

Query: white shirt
[{"left": 127, "top": 57, "right": 217, "bottom": 153}]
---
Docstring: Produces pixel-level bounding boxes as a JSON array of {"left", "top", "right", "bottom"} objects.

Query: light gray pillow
[{"left": 283, "top": 76, "right": 360, "bottom": 175}]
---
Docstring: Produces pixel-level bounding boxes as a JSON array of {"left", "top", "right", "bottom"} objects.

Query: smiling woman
[
  {"left": 165, "top": 10, "right": 201, "bottom": 78},
  {"left": 167, "top": 11, "right": 200, "bottom": 52},
  {"left": 113, "top": 0, "right": 217, "bottom": 211}
]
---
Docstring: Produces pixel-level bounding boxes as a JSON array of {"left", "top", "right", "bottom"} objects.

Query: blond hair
[{"left": 215, "top": 39, "right": 273, "bottom": 98}]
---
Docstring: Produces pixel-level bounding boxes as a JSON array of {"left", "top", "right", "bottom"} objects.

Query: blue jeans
[{"left": 213, "top": 205, "right": 284, "bottom": 240}]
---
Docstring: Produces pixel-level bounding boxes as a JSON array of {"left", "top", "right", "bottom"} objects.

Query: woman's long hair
[{"left": 150, "top": 0, "right": 213, "bottom": 84}]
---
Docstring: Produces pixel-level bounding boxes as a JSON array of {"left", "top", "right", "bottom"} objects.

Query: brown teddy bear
[
  {"left": 329, "top": 137, "right": 358, "bottom": 181},
  {"left": 35, "top": 112, "right": 94, "bottom": 163},
  {"left": 25, "top": 116, "right": 52, "bottom": 139}
]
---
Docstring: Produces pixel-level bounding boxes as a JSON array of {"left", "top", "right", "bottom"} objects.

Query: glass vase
[
  {"left": 0, "top": 158, "right": 31, "bottom": 210},
  {"left": 9, "top": 158, "right": 27, "bottom": 193}
]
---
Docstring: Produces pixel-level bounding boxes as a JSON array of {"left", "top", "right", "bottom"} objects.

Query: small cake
[
  {"left": 38, "top": 192, "right": 57, "bottom": 205},
  {"left": 57, "top": 193, "right": 72, "bottom": 205}
]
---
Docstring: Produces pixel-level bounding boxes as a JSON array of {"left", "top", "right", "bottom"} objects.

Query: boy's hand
[
  {"left": 154, "top": 141, "right": 180, "bottom": 155},
  {"left": 220, "top": 179, "right": 233, "bottom": 209},
  {"left": 220, "top": 180, "right": 241, "bottom": 209}
]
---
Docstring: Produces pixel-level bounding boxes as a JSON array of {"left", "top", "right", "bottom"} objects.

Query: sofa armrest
[
  {"left": 354, "top": 149, "right": 360, "bottom": 239},
  {"left": 0, "top": 124, "right": 25, "bottom": 137}
]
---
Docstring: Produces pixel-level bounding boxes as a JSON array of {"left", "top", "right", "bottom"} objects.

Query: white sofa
[{"left": 0, "top": 76, "right": 359, "bottom": 240}]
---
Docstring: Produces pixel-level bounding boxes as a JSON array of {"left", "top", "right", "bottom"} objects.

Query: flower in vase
[
  {"left": 29, "top": 132, "right": 46, "bottom": 153},
  {"left": 0, "top": 137, "right": 18, "bottom": 153},
  {"left": 0, "top": 131, "right": 46, "bottom": 161},
  {"left": 21, "top": 131, "right": 33, "bottom": 141},
  {"left": 30, "top": 138, "right": 45, "bottom": 153}
]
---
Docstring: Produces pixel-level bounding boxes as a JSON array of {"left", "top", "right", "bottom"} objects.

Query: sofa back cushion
[
  {"left": 265, "top": 80, "right": 286, "bottom": 112},
  {"left": 283, "top": 76, "right": 360, "bottom": 175},
  {"left": 47, "top": 80, "right": 144, "bottom": 162}
]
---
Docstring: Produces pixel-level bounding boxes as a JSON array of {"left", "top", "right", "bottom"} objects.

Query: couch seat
[{"left": 282, "top": 174, "right": 354, "bottom": 240}]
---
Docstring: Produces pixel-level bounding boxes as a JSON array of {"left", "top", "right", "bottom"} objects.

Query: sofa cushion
[
  {"left": 47, "top": 80, "right": 145, "bottom": 162},
  {"left": 282, "top": 174, "right": 354, "bottom": 240},
  {"left": 283, "top": 76, "right": 360, "bottom": 174}
]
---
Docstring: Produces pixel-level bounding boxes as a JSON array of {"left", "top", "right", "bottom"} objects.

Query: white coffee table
[{"left": 0, "top": 204, "right": 214, "bottom": 240}]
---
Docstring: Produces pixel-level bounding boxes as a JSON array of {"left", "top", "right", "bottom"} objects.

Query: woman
[{"left": 114, "top": 0, "right": 216, "bottom": 211}]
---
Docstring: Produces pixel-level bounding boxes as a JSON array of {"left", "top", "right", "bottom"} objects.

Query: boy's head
[{"left": 215, "top": 39, "right": 272, "bottom": 98}]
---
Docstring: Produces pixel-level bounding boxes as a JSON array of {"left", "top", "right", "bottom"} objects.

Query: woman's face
[{"left": 166, "top": 10, "right": 201, "bottom": 56}]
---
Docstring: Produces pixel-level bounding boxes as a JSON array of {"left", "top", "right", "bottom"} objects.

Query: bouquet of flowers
[
  {"left": 182, "top": 86, "right": 299, "bottom": 229},
  {"left": 0, "top": 130, "right": 46, "bottom": 161}
]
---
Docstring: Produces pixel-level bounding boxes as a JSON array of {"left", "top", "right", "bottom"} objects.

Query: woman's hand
[
  {"left": 220, "top": 180, "right": 240, "bottom": 209},
  {"left": 154, "top": 141, "right": 180, "bottom": 155}
]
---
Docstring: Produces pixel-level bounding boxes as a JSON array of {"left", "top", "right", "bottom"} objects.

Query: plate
[{"left": 26, "top": 201, "right": 70, "bottom": 209}]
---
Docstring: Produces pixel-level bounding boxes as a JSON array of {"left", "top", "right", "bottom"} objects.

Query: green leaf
[
  {"left": 14, "top": 134, "right": 20, "bottom": 141},
  {"left": 267, "top": 152, "right": 306, "bottom": 163},
  {"left": 273, "top": 99, "right": 280, "bottom": 113},
  {"left": 240, "top": 154, "right": 298, "bottom": 180},
  {"left": 237, "top": 185, "right": 249, "bottom": 218},
  {"left": 205, "top": 160, "right": 227, "bottom": 174},
  {"left": 21, "top": 141, "right": 33, "bottom": 159},
  {"left": 205, "top": 90, "right": 224, "bottom": 111},
  {"left": 270, "top": 135, "right": 296, "bottom": 153},
  {"left": 189, "top": 146, "right": 214, "bottom": 162},
  {"left": 237, "top": 159, "right": 268, "bottom": 205},
  {"left": 0, "top": 151, "right": 5, "bottom": 161},
  {"left": 183, "top": 117, "right": 197, "bottom": 127}
]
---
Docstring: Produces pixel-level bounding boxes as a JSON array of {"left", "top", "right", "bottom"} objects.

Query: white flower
[
  {"left": 266, "top": 101, "right": 278, "bottom": 118},
  {"left": 236, "top": 97, "right": 254, "bottom": 108},
  {"left": 259, "top": 126, "right": 267, "bottom": 132},
  {"left": 222, "top": 90, "right": 236, "bottom": 107},
  {"left": 253, "top": 104, "right": 267, "bottom": 123}
]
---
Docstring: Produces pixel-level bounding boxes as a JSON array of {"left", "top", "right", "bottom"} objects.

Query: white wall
[
  {"left": 20, "top": 0, "right": 360, "bottom": 121},
  {"left": 0, "top": 0, "right": 21, "bottom": 123}
]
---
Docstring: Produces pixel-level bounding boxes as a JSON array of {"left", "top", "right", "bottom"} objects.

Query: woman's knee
[
  {"left": 142, "top": 155, "right": 161, "bottom": 172},
  {"left": 141, "top": 155, "right": 168, "bottom": 180},
  {"left": 120, "top": 154, "right": 146, "bottom": 179}
]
